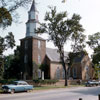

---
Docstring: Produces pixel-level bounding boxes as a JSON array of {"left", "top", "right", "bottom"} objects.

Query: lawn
[{"left": 34, "top": 85, "right": 66, "bottom": 90}]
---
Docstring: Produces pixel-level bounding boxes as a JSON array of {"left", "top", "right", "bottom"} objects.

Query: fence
[{"left": 79, "top": 94, "right": 100, "bottom": 100}]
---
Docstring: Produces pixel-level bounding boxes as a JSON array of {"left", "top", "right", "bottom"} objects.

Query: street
[{"left": 0, "top": 86, "right": 100, "bottom": 100}]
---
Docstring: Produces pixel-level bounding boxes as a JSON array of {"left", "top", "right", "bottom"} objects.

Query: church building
[{"left": 20, "top": 0, "right": 94, "bottom": 81}]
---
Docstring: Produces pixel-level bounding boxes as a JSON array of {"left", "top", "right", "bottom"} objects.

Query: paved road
[{"left": 0, "top": 86, "right": 100, "bottom": 100}]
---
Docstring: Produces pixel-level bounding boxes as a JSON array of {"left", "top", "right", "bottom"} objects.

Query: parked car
[
  {"left": 2, "top": 81, "right": 33, "bottom": 94},
  {"left": 85, "top": 80, "right": 99, "bottom": 87}
]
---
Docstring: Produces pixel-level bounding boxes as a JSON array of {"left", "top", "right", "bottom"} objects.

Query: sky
[{"left": 2, "top": 0, "right": 100, "bottom": 56}]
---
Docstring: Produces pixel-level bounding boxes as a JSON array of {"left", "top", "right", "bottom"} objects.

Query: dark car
[{"left": 85, "top": 80, "right": 99, "bottom": 87}]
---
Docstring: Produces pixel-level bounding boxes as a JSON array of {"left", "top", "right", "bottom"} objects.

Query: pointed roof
[
  {"left": 46, "top": 48, "right": 68, "bottom": 63},
  {"left": 30, "top": 0, "right": 37, "bottom": 12}
]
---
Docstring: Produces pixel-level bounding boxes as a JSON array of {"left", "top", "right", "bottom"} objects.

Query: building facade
[{"left": 20, "top": 0, "right": 46, "bottom": 80}]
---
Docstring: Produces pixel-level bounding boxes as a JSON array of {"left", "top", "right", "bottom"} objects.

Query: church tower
[
  {"left": 26, "top": 0, "right": 39, "bottom": 37},
  {"left": 20, "top": 0, "right": 46, "bottom": 80}
]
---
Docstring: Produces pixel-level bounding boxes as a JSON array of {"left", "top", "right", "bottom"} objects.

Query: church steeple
[
  {"left": 26, "top": 0, "right": 39, "bottom": 37},
  {"left": 30, "top": 0, "right": 36, "bottom": 11}
]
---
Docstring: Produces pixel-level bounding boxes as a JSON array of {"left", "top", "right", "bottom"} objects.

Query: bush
[
  {"left": 33, "top": 79, "right": 58, "bottom": 85},
  {"left": 0, "top": 79, "right": 17, "bottom": 84}
]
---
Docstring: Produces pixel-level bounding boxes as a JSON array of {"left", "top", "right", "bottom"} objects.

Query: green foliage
[
  {"left": 5, "top": 32, "right": 15, "bottom": 48},
  {"left": 87, "top": 32, "right": 100, "bottom": 49},
  {"left": 39, "top": 64, "right": 50, "bottom": 79},
  {"left": 0, "top": 0, "right": 32, "bottom": 29},
  {"left": 4, "top": 46, "right": 22, "bottom": 79},
  {"left": 0, "top": 33, "right": 15, "bottom": 79},
  {"left": 0, "top": 79, "right": 17, "bottom": 84},
  {"left": 0, "top": 32, "right": 15, "bottom": 55},
  {"left": 94, "top": 64, "right": 100, "bottom": 79},
  {"left": 0, "top": 56, "right": 4, "bottom": 80},
  {"left": 68, "top": 14, "right": 85, "bottom": 53},
  {"left": 87, "top": 32, "right": 100, "bottom": 65},
  {"left": 0, "top": 7, "right": 12, "bottom": 28},
  {"left": 92, "top": 46, "right": 100, "bottom": 65},
  {"left": 39, "top": 64, "right": 48, "bottom": 72},
  {"left": 33, "top": 79, "right": 58, "bottom": 85}
]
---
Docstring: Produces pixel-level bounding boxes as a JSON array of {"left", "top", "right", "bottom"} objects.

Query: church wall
[
  {"left": 32, "top": 38, "right": 46, "bottom": 65},
  {"left": 20, "top": 38, "right": 33, "bottom": 79},
  {"left": 81, "top": 55, "right": 94, "bottom": 80},
  {"left": 50, "top": 62, "right": 68, "bottom": 79}
]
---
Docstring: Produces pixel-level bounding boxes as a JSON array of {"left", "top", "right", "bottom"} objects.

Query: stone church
[{"left": 20, "top": 0, "right": 94, "bottom": 80}]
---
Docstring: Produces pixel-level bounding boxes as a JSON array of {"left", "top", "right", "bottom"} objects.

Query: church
[{"left": 20, "top": 0, "right": 94, "bottom": 81}]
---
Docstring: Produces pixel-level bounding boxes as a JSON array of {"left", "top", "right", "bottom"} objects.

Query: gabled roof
[
  {"left": 73, "top": 52, "right": 85, "bottom": 63},
  {"left": 46, "top": 48, "right": 68, "bottom": 63}
]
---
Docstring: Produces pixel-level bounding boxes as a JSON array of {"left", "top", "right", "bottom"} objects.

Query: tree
[
  {"left": 0, "top": 32, "right": 15, "bottom": 79},
  {"left": 87, "top": 32, "right": 100, "bottom": 49},
  {"left": 0, "top": 32, "right": 15, "bottom": 55},
  {"left": 3, "top": 54, "right": 14, "bottom": 79},
  {"left": 68, "top": 14, "right": 85, "bottom": 53},
  {"left": 87, "top": 32, "right": 100, "bottom": 79},
  {"left": 0, "top": 0, "right": 32, "bottom": 28},
  {"left": 36, "top": 7, "right": 84, "bottom": 86},
  {"left": 4, "top": 46, "right": 22, "bottom": 79},
  {"left": 87, "top": 32, "right": 100, "bottom": 64}
]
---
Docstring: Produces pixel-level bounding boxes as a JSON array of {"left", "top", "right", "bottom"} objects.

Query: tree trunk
[
  {"left": 60, "top": 53, "right": 68, "bottom": 86},
  {"left": 59, "top": 47, "right": 68, "bottom": 86},
  {"left": 62, "top": 59, "right": 68, "bottom": 86},
  {"left": 64, "top": 67, "right": 68, "bottom": 86}
]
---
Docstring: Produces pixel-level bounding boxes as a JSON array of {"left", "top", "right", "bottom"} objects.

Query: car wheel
[
  {"left": 11, "top": 89, "right": 15, "bottom": 94},
  {"left": 27, "top": 90, "right": 30, "bottom": 92}
]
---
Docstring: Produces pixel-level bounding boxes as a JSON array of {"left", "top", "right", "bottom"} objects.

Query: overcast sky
[{"left": 2, "top": 0, "right": 100, "bottom": 55}]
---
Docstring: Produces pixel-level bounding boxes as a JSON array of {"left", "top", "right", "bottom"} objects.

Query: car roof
[{"left": 14, "top": 81, "right": 27, "bottom": 83}]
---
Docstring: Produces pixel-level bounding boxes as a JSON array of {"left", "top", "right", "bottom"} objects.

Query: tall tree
[
  {"left": 0, "top": 32, "right": 15, "bottom": 79},
  {"left": 87, "top": 32, "right": 100, "bottom": 65},
  {"left": 4, "top": 46, "right": 22, "bottom": 79},
  {"left": 36, "top": 7, "right": 84, "bottom": 86}
]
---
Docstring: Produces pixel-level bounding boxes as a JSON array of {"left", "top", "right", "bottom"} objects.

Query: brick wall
[
  {"left": 50, "top": 62, "right": 68, "bottom": 79},
  {"left": 20, "top": 36, "right": 46, "bottom": 80}
]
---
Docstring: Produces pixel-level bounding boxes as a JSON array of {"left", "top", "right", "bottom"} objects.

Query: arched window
[
  {"left": 62, "top": 68, "right": 65, "bottom": 79},
  {"left": 56, "top": 67, "right": 60, "bottom": 79},
  {"left": 38, "top": 54, "right": 41, "bottom": 64},
  {"left": 38, "top": 40, "right": 41, "bottom": 49},
  {"left": 73, "top": 67, "right": 77, "bottom": 78}
]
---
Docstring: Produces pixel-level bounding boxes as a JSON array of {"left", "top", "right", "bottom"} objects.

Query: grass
[
  {"left": 33, "top": 84, "right": 84, "bottom": 91},
  {"left": 34, "top": 85, "right": 66, "bottom": 90}
]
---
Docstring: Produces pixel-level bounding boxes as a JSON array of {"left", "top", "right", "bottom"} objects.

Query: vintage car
[
  {"left": 2, "top": 81, "right": 33, "bottom": 94},
  {"left": 85, "top": 80, "right": 99, "bottom": 87}
]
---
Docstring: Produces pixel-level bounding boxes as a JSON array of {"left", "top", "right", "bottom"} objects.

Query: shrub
[
  {"left": 33, "top": 79, "right": 58, "bottom": 85},
  {"left": 0, "top": 79, "right": 17, "bottom": 84}
]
